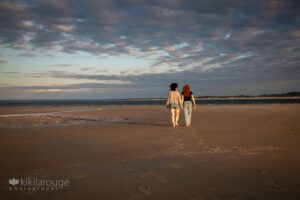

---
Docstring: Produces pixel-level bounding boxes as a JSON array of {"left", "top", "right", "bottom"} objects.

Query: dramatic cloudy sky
[{"left": 0, "top": 0, "right": 299, "bottom": 99}]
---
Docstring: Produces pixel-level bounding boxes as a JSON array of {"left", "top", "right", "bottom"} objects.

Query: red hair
[{"left": 182, "top": 85, "right": 191, "bottom": 97}]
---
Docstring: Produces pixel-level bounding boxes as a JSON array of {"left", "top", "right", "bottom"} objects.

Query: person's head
[
  {"left": 182, "top": 84, "right": 191, "bottom": 96},
  {"left": 170, "top": 83, "right": 178, "bottom": 91}
]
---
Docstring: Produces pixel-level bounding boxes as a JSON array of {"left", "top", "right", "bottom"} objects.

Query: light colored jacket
[{"left": 166, "top": 91, "right": 182, "bottom": 106}]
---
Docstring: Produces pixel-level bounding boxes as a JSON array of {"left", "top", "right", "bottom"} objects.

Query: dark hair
[{"left": 170, "top": 83, "right": 178, "bottom": 91}]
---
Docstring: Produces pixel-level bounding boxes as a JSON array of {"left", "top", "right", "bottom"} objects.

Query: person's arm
[
  {"left": 178, "top": 92, "right": 183, "bottom": 109},
  {"left": 166, "top": 92, "right": 171, "bottom": 106},
  {"left": 191, "top": 95, "right": 196, "bottom": 109},
  {"left": 181, "top": 92, "right": 185, "bottom": 109}
]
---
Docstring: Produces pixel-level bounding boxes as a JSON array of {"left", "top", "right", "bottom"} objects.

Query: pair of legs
[
  {"left": 184, "top": 101, "right": 193, "bottom": 127},
  {"left": 170, "top": 108, "right": 180, "bottom": 127}
]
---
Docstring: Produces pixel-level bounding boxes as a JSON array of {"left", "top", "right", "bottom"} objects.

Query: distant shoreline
[
  {"left": 197, "top": 96, "right": 300, "bottom": 100},
  {"left": 118, "top": 92, "right": 300, "bottom": 101},
  {"left": 126, "top": 96, "right": 300, "bottom": 101},
  {"left": 1, "top": 91, "right": 300, "bottom": 106},
  {"left": 1, "top": 92, "right": 300, "bottom": 102}
]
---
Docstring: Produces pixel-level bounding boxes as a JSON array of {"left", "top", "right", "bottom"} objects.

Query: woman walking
[
  {"left": 166, "top": 83, "right": 183, "bottom": 127},
  {"left": 181, "top": 84, "right": 196, "bottom": 127}
]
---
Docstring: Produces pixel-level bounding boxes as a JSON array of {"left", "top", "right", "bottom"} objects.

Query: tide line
[{"left": 0, "top": 108, "right": 101, "bottom": 117}]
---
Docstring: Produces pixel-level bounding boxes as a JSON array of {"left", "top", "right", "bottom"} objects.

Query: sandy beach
[{"left": 0, "top": 104, "right": 300, "bottom": 200}]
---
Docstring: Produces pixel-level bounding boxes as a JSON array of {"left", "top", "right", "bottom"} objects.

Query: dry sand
[{"left": 0, "top": 104, "right": 300, "bottom": 200}]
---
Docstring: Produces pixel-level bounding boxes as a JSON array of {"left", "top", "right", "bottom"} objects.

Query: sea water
[{"left": 0, "top": 98, "right": 299, "bottom": 107}]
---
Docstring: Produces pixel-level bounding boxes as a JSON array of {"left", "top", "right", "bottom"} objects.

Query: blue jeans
[{"left": 183, "top": 101, "right": 193, "bottom": 125}]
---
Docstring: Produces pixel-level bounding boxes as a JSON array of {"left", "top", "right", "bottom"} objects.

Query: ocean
[{"left": 0, "top": 98, "right": 299, "bottom": 107}]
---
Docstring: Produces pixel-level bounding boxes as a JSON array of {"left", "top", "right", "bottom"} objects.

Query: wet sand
[{"left": 0, "top": 104, "right": 300, "bottom": 200}]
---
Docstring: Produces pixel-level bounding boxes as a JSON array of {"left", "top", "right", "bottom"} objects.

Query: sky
[{"left": 0, "top": 0, "right": 299, "bottom": 99}]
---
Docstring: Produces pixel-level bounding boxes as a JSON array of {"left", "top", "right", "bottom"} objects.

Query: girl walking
[
  {"left": 181, "top": 84, "right": 196, "bottom": 127},
  {"left": 166, "top": 83, "right": 183, "bottom": 127}
]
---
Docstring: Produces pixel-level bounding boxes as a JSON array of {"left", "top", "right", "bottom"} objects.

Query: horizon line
[{"left": 0, "top": 91, "right": 299, "bottom": 101}]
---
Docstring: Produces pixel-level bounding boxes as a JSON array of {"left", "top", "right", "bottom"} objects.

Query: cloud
[
  {"left": 0, "top": 0, "right": 299, "bottom": 98},
  {"left": 223, "top": 31, "right": 233, "bottom": 40},
  {"left": 80, "top": 67, "right": 93, "bottom": 72},
  {"left": 25, "top": 59, "right": 300, "bottom": 89},
  {"left": 2, "top": 62, "right": 299, "bottom": 99},
  {"left": 1, "top": 71, "right": 20, "bottom": 74},
  {"left": 1, "top": 1, "right": 299, "bottom": 55},
  {"left": 50, "top": 63, "right": 73, "bottom": 67}
]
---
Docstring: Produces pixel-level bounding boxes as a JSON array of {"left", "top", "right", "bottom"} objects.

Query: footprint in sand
[
  {"left": 170, "top": 162, "right": 184, "bottom": 169},
  {"left": 185, "top": 193, "right": 205, "bottom": 200},
  {"left": 219, "top": 194, "right": 242, "bottom": 200},
  {"left": 166, "top": 145, "right": 184, "bottom": 155},
  {"left": 129, "top": 185, "right": 151, "bottom": 200},
  {"left": 204, "top": 146, "right": 230, "bottom": 154},
  {"left": 32, "top": 169, "right": 45, "bottom": 175},
  {"left": 268, "top": 181, "right": 291, "bottom": 192},
  {"left": 234, "top": 146, "right": 281, "bottom": 155},
  {"left": 256, "top": 169, "right": 267, "bottom": 175},
  {"left": 144, "top": 151, "right": 159, "bottom": 159},
  {"left": 74, "top": 174, "right": 88, "bottom": 179},
  {"left": 137, "top": 185, "right": 151, "bottom": 196},
  {"left": 140, "top": 170, "right": 167, "bottom": 183},
  {"left": 140, "top": 170, "right": 156, "bottom": 178}
]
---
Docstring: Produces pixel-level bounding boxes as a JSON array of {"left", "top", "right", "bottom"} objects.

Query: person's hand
[{"left": 193, "top": 105, "right": 196, "bottom": 109}]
